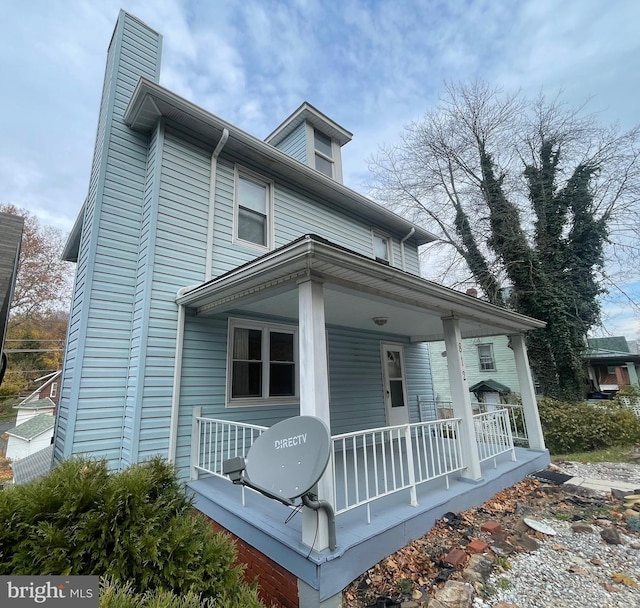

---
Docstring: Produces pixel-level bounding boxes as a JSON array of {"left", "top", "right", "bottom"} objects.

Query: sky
[{"left": 1, "top": 0, "right": 639, "bottom": 339}]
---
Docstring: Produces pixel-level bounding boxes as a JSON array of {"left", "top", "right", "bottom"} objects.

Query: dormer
[{"left": 265, "top": 102, "right": 352, "bottom": 184}]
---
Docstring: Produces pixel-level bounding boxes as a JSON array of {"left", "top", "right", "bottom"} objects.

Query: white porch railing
[
  {"left": 473, "top": 409, "right": 515, "bottom": 465},
  {"left": 192, "top": 413, "right": 266, "bottom": 479},
  {"left": 193, "top": 412, "right": 515, "bottom": 520},
  {"left": 331, "top": 419, "right": 464, "bottom": 522}
]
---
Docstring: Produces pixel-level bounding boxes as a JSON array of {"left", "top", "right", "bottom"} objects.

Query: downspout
[
  {"left": 168, "top": 285, "right": 197, "bottom": 464},
  {"left": 400, "top": 227, "right": 415, "bottom": 271},
  {"left": 205, "top": 128, "right": 229, "bottom": 281},
  {"left": 301, "top": 493, "right": 337, "bottom": 551}
]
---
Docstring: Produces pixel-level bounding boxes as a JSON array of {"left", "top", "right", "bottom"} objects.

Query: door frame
[{"left": 380, "top": 342, "right": 410, "bottom": 426}]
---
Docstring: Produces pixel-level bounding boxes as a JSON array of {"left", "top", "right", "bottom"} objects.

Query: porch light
[{"left": 372, "top": 317, "right": 388, "bottom": 326}]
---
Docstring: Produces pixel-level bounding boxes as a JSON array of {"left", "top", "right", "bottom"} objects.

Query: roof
[
  {"left": 588, "top": 337, "right": 629, "bottom": 353},
  {"left": 0, "top": 212, "right": 24, "bottom": 356},
  {"left": 584, "top": 348, "right": 640, "bottom": 363},
  {"left": 265, "top": 101, "right": 353, "bottom": 147},
  {"left": 468, "top": 379, "right": 511, "bottom": 394},
  {"left": 6, "top": 414, "right": 55, "bottom": 441},
  {"left": 14, "top": 397, "right": 55, "bottom": 410},
  {"left": 11, "top": 444, "right": 53, "bottom": 484},
  {"left": 177, "top": 234, "right": 546, "bottom": 341}
]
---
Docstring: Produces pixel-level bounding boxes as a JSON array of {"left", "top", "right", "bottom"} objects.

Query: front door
[{"left": 381, "top": 343, "right": 409, "bottom": 426}]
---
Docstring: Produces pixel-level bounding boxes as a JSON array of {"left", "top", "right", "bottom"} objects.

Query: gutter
[{"left": 205, "top": 129, "right": 229, "bottom": 281}]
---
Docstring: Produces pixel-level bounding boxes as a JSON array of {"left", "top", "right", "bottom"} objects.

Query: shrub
[
  {"left": 538, "top": 398, "right": 640, "bottom": 454},
  {"left": 99, "top": 580, "right": 218, "bottom": 608},
  {"left": 0, "top": 457, "right": 263, "bottom": 608}
]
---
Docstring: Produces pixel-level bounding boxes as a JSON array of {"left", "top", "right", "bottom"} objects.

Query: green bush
[
  {"left": 538, "top": 398, "right": 640, "bottom": 454},
  {"left": 99, "top": 580, "right": 217, "bottom": 608},
  {"left": 0, "top": 457, "right": 263, "bottom": 608}
]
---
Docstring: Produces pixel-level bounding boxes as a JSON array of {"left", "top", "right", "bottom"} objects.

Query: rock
[
  {"left": 490, "top": 539, "right": 516, "bottom": 556},
  {"left": 493, "top": 604, "right": 519, "bottom": 608},
  {"left": 430, "top": 580, "right": 474, "bottom": 608},
  {"left": 462, "top": 554, "right": 493, "bottom": 584},
  {"left": 512, "top": 518, "right": 531, "bottom": 534},
  {"left": 571, "top": 522, "right": 593, "bottom": 533},
  {"left": 625, "top": 509, "right": 639, "bottom": 518},
  {"left": 515, "top": 533, "right": 540, "bottom": 552},
  {"left": 595, "top": 518, "right": 613, "bottom": 527},
  {"left": 630, "top": 542, "right": 640, "bottom": 550},
  {"left": 600, "top": 526, "right": 624, "bottom": 545},
  {"left": 612, "top": 488, "right": 632, "bottom": 501}
]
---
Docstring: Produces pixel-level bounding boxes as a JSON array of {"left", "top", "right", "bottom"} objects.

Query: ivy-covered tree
[{"left": 370, "top": 82, "right": 640, "bottom": 400}]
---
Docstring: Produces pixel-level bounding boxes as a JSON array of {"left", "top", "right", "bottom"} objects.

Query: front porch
[{"left": 189, "top": 415, "right": 548, "bottom": 604}]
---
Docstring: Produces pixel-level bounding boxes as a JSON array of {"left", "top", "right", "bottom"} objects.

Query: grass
[{"left": 551, "top": 444, "right": 635, "bottom": 463}]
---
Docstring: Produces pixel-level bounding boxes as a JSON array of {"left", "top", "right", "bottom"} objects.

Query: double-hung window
[
  {"left": 228, "top": 319, "right": 297, "bottom": 406},
  {"left": 477, "top": 343, "right": 496, "bottom": 372},
  {"left": 235, "top": 169, "right": 272, "bottom": 249},
  {"left": 314, "top": 129, "right": 334, "bottom": 178}
]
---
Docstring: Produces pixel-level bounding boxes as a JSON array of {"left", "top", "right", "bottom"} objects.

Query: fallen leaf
[
  {"left": 552, "top": 543, "right": 568, "bottom": 551},
  {"left": 568, "top": 566, "right": 589, "bottom": 576},
  {"left": 603, "top": 583, "right": 618, "bottom": 593},
  {"left": 611, "top": 573, "right": 638, "bottom": 588}
]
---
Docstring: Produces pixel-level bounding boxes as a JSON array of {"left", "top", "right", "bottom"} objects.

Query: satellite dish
[{"left": 245, "top": 416, "right": 331, "bottom": 502}]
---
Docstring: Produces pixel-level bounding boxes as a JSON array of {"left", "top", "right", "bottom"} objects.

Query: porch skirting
[{"left": 188, "top": 447, "right": 550, "bottom": 608}]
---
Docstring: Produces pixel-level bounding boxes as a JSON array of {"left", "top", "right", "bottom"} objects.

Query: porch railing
[
  {"left": 192, "top": 412, "right": 515, "bottom": 520},
  {"left": 192, "top": 412, "right": 266, "bottom": 479},
  {"left": 473, "top": 409, "right": 515, "bottom": 465},
  {"left": 331, "top": 419, "right": 464, "bottom": 521},
  {"left": 421, "top": 399, "right": 529, "bottom": 446}
]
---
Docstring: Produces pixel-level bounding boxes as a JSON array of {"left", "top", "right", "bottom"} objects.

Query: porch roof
[{"left": 177, "top": 235, "right": 546, "bottom": 341}]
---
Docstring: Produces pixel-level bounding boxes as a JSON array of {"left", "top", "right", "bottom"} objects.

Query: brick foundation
[{"left": 207, "top": 518, "right": 299, "bottom": 608}]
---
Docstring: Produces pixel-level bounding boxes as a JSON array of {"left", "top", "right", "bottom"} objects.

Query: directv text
[{"left": 274, "top": 433, "right": 307, "bottom": 449}]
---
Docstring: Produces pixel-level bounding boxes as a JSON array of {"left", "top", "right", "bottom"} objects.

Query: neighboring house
[
  {"left": 585, "top": 336, "right": 640, "bottom": 398},
  {"left": 13, "top": 371, "right": 61, "bottom": 424},
  {"left": 19, "top": 370, "right": 61, "bottom": 408},
  {"left": 53, "top": 12, "right": 549, "bottom": 608},
  {"left": 6, "top": 414, "right": 55, "bottom": 461},
  {"left": 429, "top": 335, "right": 527, "bottom": 409}
]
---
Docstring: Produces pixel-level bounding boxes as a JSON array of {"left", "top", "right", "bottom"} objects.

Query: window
[
  {"left": 314, "top": 129, "right": 334, "bottom": 178},
  {"left": 235, "top": 169, "right": 272, "bottom": 249},
  {"left": 228, "top": 319, "right": 297, "bottom": 405},
  {"left": 372, "top": 232, "right": 391, "bottom": 264},
  {"left": 50, "top": 382, "right": 57, "bottom": 398},
  {"left": 606, "top": 365, "right": 617, "bottom": 375},
  {"left": 477, "top": 343, "right": 496, "bottom": 371}
]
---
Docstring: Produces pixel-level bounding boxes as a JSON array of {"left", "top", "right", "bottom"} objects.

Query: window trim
[
  {"left": 371, "top": 229, "right": 393, "bottom": 265},
  {"left": 232, "top": 165, "right": 274, "bottom": 252},
  {"left": 226, "top": 317, "right": 299, "bottom": 407},
  {"left": 313, "top": 128, "right": 335, "bottom": 178},
  {"left": 49, "top": 382, "right": 57, "bottom": 399},
  {"left": 477, "top": 343, "right": 496, "bottom": 372}
]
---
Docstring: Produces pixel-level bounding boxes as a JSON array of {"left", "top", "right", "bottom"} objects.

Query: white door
[
  {"left": 381, "top": 343, "right": 409, "bottom": 426},
  {"left": 483, "top": 391, "right": 500, "bottom": 411}
]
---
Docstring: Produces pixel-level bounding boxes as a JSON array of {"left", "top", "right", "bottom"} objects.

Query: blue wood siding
[
  {"left": 272, "top": 122, "right": 307, "bottom": 164},
  {"left": 54, "top": 12, "right": 162, "bottom": 468}
]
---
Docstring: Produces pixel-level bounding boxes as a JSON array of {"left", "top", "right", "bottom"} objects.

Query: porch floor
[{"left": 188, "top": 447, "right": 550, "bottom": 603}]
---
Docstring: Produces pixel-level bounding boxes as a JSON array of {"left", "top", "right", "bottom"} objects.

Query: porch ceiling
[{"left": 176, "top": 235, "right": 546, "bottom": 341}]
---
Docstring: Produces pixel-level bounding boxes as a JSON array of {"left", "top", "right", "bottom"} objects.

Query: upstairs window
[
  {"left": 477, "top": 343, "right": 496, "bottom": 371},
  {"left": 228, "top": 319, "right": 297, "bottom": 406},
  {"left": 314, "top": 129, "right": 334, "bottom": 178},
  {"left": 235, "top": 169, "right": 272, "bottom": 249},
  {"left": 372, "top": 232, "right": 391, "bottom": 264}
]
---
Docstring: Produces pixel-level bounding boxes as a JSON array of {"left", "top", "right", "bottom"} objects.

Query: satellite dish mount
[{"left": 223, "top": 416, "right": 336, "bottom": 551}]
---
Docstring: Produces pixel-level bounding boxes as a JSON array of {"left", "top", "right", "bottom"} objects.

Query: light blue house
[{"left": 54, "top": 12, "right": 549, "bottom": 608}]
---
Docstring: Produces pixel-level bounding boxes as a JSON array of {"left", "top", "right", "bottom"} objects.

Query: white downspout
[
  {"left": 168, "top": 285, "right": 197, "bottom": 464},
  {"left": 205, "top": 128, "right": 229, "bottom": 281},
  {"left": 400, "top": 227, "right": 415, "bottom": 271}
]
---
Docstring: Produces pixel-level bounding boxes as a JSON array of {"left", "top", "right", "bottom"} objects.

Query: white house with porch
[{"left": 53, "top": 12, "right": 548, "bottom": 608}]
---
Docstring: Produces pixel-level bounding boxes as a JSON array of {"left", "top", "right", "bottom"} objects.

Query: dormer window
[
  {"left": 314, "top": 129, "right": 334, "bottom": 178},
  {"left": 372, "top": 231, "right": 391, "bottom": 264}
]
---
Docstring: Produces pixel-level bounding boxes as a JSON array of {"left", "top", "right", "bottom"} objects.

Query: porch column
[
  {"left": 509, "top": 333, "right": 546, "bottom": 450},
  {"left": 298, "top": 276, "right": 335, "bottom": 550},
  {"left": 441, "top": 316, "right": 482, "bottom": 481},
  {"left": 626, "top": 362, "right": 640, "bottom": 386}
]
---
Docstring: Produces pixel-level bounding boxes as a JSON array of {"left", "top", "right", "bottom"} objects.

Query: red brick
[
  {"left": 444, "top": 547, "right": 468, "bottom": 568},
  {"left": 480, "top": 521, "right": 502, "bottom": 535},
  {"left": 467, "top": 539, "right": 489, "bottom": 554}
]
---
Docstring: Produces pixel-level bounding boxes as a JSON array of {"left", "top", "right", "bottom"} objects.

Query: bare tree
[{"left": 369, "top": 82, "right": 640, "bottom": 399}]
